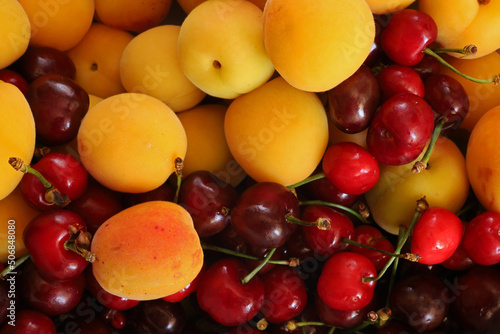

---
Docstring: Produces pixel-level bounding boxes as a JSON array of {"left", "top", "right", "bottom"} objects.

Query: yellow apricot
[
  {"left": 365, "top": 0, "right": 415, "bottom": 14},
  {"left": 177, "top": 0, "right": 266, "bottom": 13},
  {"left": 466, "top": 105, "right": 500, "bottom": 213},
  {"left": 0, "top": 0, "right": 30, "bottom": 69},
  {"left": 439, "top": 53, "right": 500, "bottom": 134},
  {"left": 224, "top": 76, "right": 329, "bottom": 186},
  {"left": 66, "top": 23, "right": 134, "bottom": 99},
  {"left": 120, "top": 25, "right": 206, "bottom": 112},
  {"left": 0, "top": 185, "right": 40, "bottom": 263},
  {"left": 91, "top": 201, "right": 203, "bottom": 300},
  {"left": 94, "top": 0, "right": 172, "bottom": 33},
  {"left": 177, "top": 104, "right": 246, "bottom": 186},
  {"left": 77, "top": 93, "right": 187, "bottom": 193},
  {"left": 263, "top": 0, "right": 375, "bottom": 92},
  {"left": 18, "top": 0, "right": 94, "bottom": 51},
  {"left": 0, "top": 81, "right": 36, "bottom": 200}
]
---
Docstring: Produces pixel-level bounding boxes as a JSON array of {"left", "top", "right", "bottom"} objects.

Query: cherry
[
  {"left": 20, "top": 261, "right": 86, "bottom": 316},
  {"left": 244, "top": 245, "right": 288, "bottom": 276},
  {"left": 259, "top": 266, "right": 308, "bottom": 324},
  {"left": 388, "top": 273, "right": 451, "bottom": 332},
  {"left": 196, "top": 258, "right": 265, "bottom": 327},
  {"left": 411, "top": 53, "right": 442, "bottom": 81},
  {"left": 162, "top": 264, "right": 206, "bottom": 303},
  {"left": 441, "top": 221, "right": 475, "bottom": 271},
  {"left": 178, "top": 170, "right": 238, "bottom": 238},
  {"left": 322, "top": 142, "right": 380, "bottom": 195},
  {"left": 230, "top": 182, "right": 299, "bottom": 249},
  {"left": 326, "top": 64, "right": 380, "bottom": 134},
  {"left": 376, "top": 64, "right": 425, "bottom": 102},
  {"left": 410, "top": 207, "right": 463, "bottom": 265},
  {"left": 101, "top": 308, "right": 127, "bottom": 330},
  {"left": 26, "top": 73, "right": 89, "bottom": 146},
  {"left": 348, "top": 224, "right": 395, "bottom": 271},
  {"left": 18, "top": 152, "right": 88, "bottom": 211},
  {"left": 462, "top": 211, "right": 500, "bottom": 266},
  {"left": 300, "top": 205, "right": 354, "bottom": 258},
  {"left": 297, "top": 173, "right": 360, "bottom": 208},
  {"left": 14, "top": 46, "right": 76, "bottom": 82},
  {"left": 375, "top": 319, "right": 415, "bottom": 334},
  {"left": 285, "top": 228, "right": 315, "bottom": 261},
  {"left": 125, "top": 299, "right": 186, "bottom": 334},
  {"left": 363, "top": 14, "right": 389, "bottom": 68},
  {"left": 366, "top": 92, "right": 435, "bottom": 166},
  {"left": 0, "top": 69, "right": 29, "bottom": 96},
  {"left": 380, "top": 9, "right": 438, "bottom": 66},
  {"left": 23, "top": 209, "right": 92, "bottom": 281},
  {"left": 0, "top": 309, "right": 56, "bottom": 334},
  {"left": 317, "top": 251, "right": 377, "bottom": 311}
]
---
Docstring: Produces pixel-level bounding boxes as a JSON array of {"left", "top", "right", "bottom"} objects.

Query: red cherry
[
  {"left": 196, "top": 258, "right": 265, "bottom": 327},
  {"left": 410, "top": 207, "right": 463, "bottom": 265},
  {"left": 162, "top": 264, "right": 206, "bottom": 303},
  {"left": 0, "top": 69, "right": 29, "bottom": 96},
  {"left": 0, "top": 309, "right": 56, "bottom": 334},
  {"left": 462, "top": 211, "right": 500, "bottom": 265},
  {"left": 381, "top": 9, "right": 438, "bottom": 66},
  {"left": 14, "top": 46, "right": 76, "bottom": 82},
  {"left": 348, "top": 224, "right": 395, "bottom": 271},
  {"left": 314, "top": 291, "right": 376, "bottom": 328},
  {"left": 298, "top": 174, "right": 360, "bottom": 208},
  {"left": 376, "top": 64, "right": 425, "bottom": 102},
  {"left": 366, "top": 92, "right": 435, "bottom": 166},
  {"left": 322, "top": 142, "right": 380, "bottom": 195},
  {"left": 23, "top": 209, "right": 91, "bottom": 281},
  {"left": 317, "top": 251, "right": 377, "bottom": 311},
  {"left": 441, "top": 221, "right": 475, "bottom": 271}
]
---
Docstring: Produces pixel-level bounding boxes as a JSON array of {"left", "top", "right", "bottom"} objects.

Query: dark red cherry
[
  {"left": 26, "top": 73, "right": 89, "bottom": 146},
  {"left": 363, "top": 14, "right": 390, "bottom": 68},
  {"left": 0, "top": 309, "right": 56, "bottom": 334},
  {"left": 348, "top": 224, "right": 395, "bottom": 271},
  {"left": 411, "top": 53, "right": 442, "bottom": 81},
  {"left": 15, "top": 46, "right": 76, "bottom": 82},
  {"left": 377, "top": 64, "right": 425, "bottom": 102},
  {"left": 0, "top": 69, "right": 29, "bottom": 96},
  {"left": 230, "top": 182, "right": 299, "bottom": 249},
  {"left": 244, "top": 245, "right": 287, "bottom": 276},
  {"left": 462, "top": 211, "right": 500, "bottom": 266},
  {"left": 381, "top": 9, "right": 438, "bottom": 66},
  {"left": 298, "top": 174, "right": 360, "bottom": 208},
  {"left": 125, "top": 299, "right": 186, "bottom": 334},
  {"left": 366, "top": 92, "right": 435, "bottom": 166},
  {"left": 327, "top": 64, "right": 380, "bottom": 134}
]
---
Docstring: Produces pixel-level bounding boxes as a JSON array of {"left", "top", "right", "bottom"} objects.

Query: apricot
[
  {"left": 365, "top": 0, "right": 415, "bottom": 14},
  {"left": 466, "top": 105, "right": 500, "bottom": 213},
  {"left": 94, "top": 0, "right": 172, "bottom": 33},
  {"left": 0, "top": 81, "right": 36, "bottom": 200},
  {"left": 177, "top": 0, "right": 266, "bottom": 13},
  {"left": 0, "top": 185, "right": 40, "bottom": 263},
  {"left": 0, "top": 0, "right": 30, "bottom": 69},
  {"left": 18, "top": 0, "right": 94, "bottom": 51},
  {"left": 224, "top": 76, "right": 329, "bottom": 186},
  {"left": 66, "top": 23, "right": 134, "bottom": 98},
  {"left": 120, "top": 25, "right": 206, "bottom": 112},
  {"left": 91, "top": 201, "right": 203, "bottom": 300},
  {"left": 439, "top": 53, "right": 500, "bottom": 133},
  {"left": 263, "top": 0, "right": 375, "bottom": 92},
  {"left": 177, "top": 104, "right": 246, "bottom": 186},
  {"left": 77, "top": 93, "right": 187, "bottom": 193}
]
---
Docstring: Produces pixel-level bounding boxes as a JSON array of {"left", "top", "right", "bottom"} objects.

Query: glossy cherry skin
[
  {"left": 462, "top": 211, "right": 500, "bottom": 265},
  {"left": 300, "top": 205, "right": 355, "bottom": 258},
  {"left": 244, "top": 245, "right": 287, "bottom": 276},
  {"left": 162, "top": 264, "right": 206, "bottom": 303},
  {"left": 317, "top": 251, "right": 377, "bottom": 311},
  {"left": 15, "top": 46, "right": 76, "bottom": 82},
  {"left": 0, "top": 69, "right": 29, "bottom": 96},
  {"left": 178, "top": 170, "right": 238, "bottom": 238},
  {"left": 298, "top": 174, "right": 360, "bottom": 208},
  {"left": 441, "top": 222, "right": 475, "bottom": 271},
  {"left": 348, "top": 224, "right": 395, "bottom": 271},
  {"left": 410, "top": 207, "right": 463, "bottom": 265},
  {"left": 23, "top": 209, "right": 90, "bottom": 281},
  {"left": 20, "top": 152, "right": 89, "bottom": 211},
  {"left": 196, "top": 258, "right": 265, "bottom": 327},
  {"left": 260, "top": 266, "right": 308, "bottom": 324},
  {"left": 322, "top": 142, "right": 380, "bottom": 195},
  {"left": 0, "top": 309, "right": 56, "bottom": 334},
  {"left": 377, "top": 64, "right": 425, "bottom": 102},
  {"left": 230, "top": 182, "right": 299, "bottom": 249},
  {"left": 380, "top": 9, "right": 438, "bottom": 66},
  {"left": 327, "top": 64, "right": 380, "bottom": 134},
  {"left": 424, "top": 73, "right": 469, "bottom": 131},
  {"left": 26, "top": 73, "right": 89, "bottom": 146},
  {"left": 366, "top": 92, "right": 435, "bottom": 166},
  {"left": 20, "top": 261, "right": 86, "bottom": 316},
  {"left": 125, "top": 299, "right": 186, "bottom": 334},
  {"left": 411, "top": 53, "right": 442, "bottom": 81}
]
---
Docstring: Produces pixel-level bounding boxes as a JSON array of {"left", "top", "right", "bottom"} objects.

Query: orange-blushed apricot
[{"left": 364, "top": 0, "right": 415, "bottom": 14}]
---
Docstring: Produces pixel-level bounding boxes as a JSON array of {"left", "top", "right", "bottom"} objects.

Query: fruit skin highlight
[
  {"left": 91, "top": 201, "right": 204, "bottom": 301},
  {"left": 0, "top": 0, "right": 31, "bottom": 69}
]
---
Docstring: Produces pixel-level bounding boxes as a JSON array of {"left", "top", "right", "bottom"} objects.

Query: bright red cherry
[
  {"left": 348, "top": 224, "right": 395, "bottom": 271},
  {"left": 162, "top": 264, "right": 206, "bottom": 303},
  {"left": 317, "top": 251, "right": 377, "bottom": 311},
  {"left": 381, "top": 9, "right": 438, "bottom": 66},
  {"left": 377, "top": 64, "right": 425, "bottom": 102},
  {"left": 462, "top": 211, "right": 500, "bottom": 265},
  {"left": 0, "top": 69, "right": 29, "bottom": 96},
  {"left": 322, "top": 142, "right": 380, "bottom": 195},
  {"left": 410, "top": 207, "right": 464, "bottom": 265}
]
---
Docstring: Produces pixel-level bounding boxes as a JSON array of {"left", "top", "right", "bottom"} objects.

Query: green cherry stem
[
  {"left": 431, "top": 44, "right": 477, "bottom": 56},
  {"left": 284, "top": 320, "right": 333, "bottom": 332},
  {"left": 287, "top": 172, "right": 326, "bottom": 189},
  {"left": 340, "top": 237, "right": 420, "bottom": 261},
  {"left": 241, "top": 247, "right": 276, "bottom": 284},
  {"left": 385, "top": 228, "right": 406, "bottom": 307},
  {"left": 299, "top": 200, "right": 367, "bottom": 224},
  {"left": 1, "top": 253, "right": 31, "bottom": 278},
  {"left": 412, "top": 116, "right": 447, "bottom": 173},
  {"left": 285, "top": 213, "right": 331, "bottom": 230}
]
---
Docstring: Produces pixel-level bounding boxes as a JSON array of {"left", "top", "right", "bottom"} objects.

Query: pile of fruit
[{"left": 1, "top": 0, "right": 500, "bottom": 333}]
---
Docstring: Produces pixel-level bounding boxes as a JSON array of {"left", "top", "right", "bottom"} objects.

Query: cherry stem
[
  {"left": 385, "top": 228, "right": 406, "bottom": 307},
  {"left": 285, "top": 213, "right": 331, "bottom": 230},
  {"left": 431, "top": 44, "right": 477, "bottom": 57},
  {"left": 424, "top": 48, "right": 500, "bottom": 85},
  {"left": 0, "top": 253, "right": 30, "bottom": 278},
  {"left": 173, "top": 157, "right": 184, "bottom": 204},
  {"left": 200, "top": 242, "right": 299, "bottom": 266},
  {"left": 340, "top": 237, "right": 421, "bottom": 261},
  {"left": 287, "top": 172, "right": 326, "bottom": 189},
  {"left": 299, "top": 200, "right": 367, "bottom": 224},
  {"left": 284, "top": 320, "right": 332, "bottom": 332},
  {"left": 8, "top": 157, "right": 71, "bottom": 207},
  {"left": 363, "top": 197, "right": 428, "bottom": 283},
  {"left": 64, "top": 226, "right": 97, "bottom": 263},
  {"left": 412, "top": 117, "right": 447, "bottom": 173},
  {"left": 241, "top": 247, "right": 276, "bottom": 285}
]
